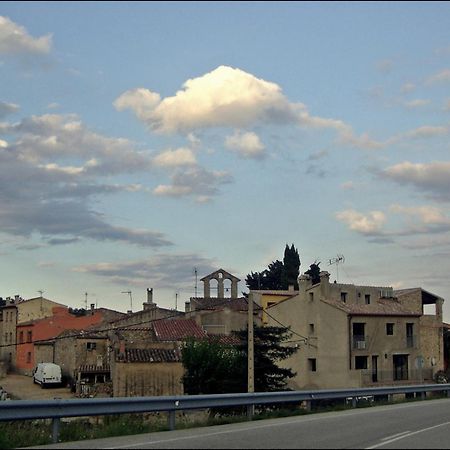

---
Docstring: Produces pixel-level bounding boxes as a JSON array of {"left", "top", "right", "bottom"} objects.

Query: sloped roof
[
  {"left": 115, "top": 348, "right": 181, "bottom": 363},
  {"left": 322, "top": 297, "right": 421, "bottom": 317},
  {"left": 200, "top": 269, "right": 240, "bottom": 282},
  {"left": 77, "top": 364, "right": 110, "bottom": 373},
  {"left": 190, "top": 297, "right": 262, "bottom": 311},
  {"left": 152, "top": 318, "right": 206, "bottom": 341}
]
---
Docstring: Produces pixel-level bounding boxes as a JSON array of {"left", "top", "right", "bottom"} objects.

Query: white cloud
[
  {"left": 382, "top": 161, "right": 450, "bottom": 201},
  {"left": 390, "top": 204, "right": 450, "bottom": 226},
  {"left": 400, "top": 82, "right": 416, "bottom": 94},
  {"left": 336, "top": 209, "right": 386, "bottom": 235},
  {"left": 376, "top": 59, "right": 394, "bottom": 73},
  {"left": 399, "top": 125, "right": 449, "bottom": 140},
  {"left": 153, "top": 165, "right": 232, "bottom": 202},
  {"left": 0, "top": 139, "right": 8, "bottom": 148},
  {"left": 404, "top": 99, "right": 431, "bottom": 109},
  {"left": 152, "top": 147, "right": 197, "bottom": 168},
  {"left": 426, "top": 69, "right": 450, "bottom": 85},
  {"left": 225, "top": 130, "right": 265, "bottom": 159},
  {"left": 115, "top": 65, "right": 376, "bottom": 149},
  {"left": 0, "top": 16, "right": 52, "bottom": 55}
]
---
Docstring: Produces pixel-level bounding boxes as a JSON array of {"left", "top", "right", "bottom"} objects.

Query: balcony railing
[
  {"left": 361, "top": 368, "right": 434, "bottom": 385},
  {"left": 353, "top": 335, "right": 368, "bottom": 350}
]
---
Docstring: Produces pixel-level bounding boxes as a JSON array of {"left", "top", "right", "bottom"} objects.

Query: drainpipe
[{"left": 348, "top": 315, "right": 352, "bottom": 370}]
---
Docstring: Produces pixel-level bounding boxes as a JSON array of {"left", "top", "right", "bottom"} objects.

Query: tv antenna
[
  {"left": 37, "top": 290, "right": 44, "bottom": 298},
  {"left": 328, "top": 254, "right": 345, "bottom": 283},
  {"left": 121, "top": 291, "right": 133, "bottom": 312},
  {"left": 194, "top": 268, "right": 198, "bottom": 298}
]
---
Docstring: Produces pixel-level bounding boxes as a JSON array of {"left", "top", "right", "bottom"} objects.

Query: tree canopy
[
  {"left": 245, "top": 244, "right": 300, "bottom": 291},
  {"left": 305, "top": 262, "right": 321, "bottom": 285}
]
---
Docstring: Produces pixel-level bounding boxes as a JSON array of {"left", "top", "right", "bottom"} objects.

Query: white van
[{"left": 32, "top": 363, "right": 62, "bottom": 388}]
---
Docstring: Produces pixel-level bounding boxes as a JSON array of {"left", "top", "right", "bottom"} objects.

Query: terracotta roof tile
[
  {"left": 153, "top": 318, "right": 206, "bottom": 341},
  {"left": 115, "top": 348, "right": 181, "bottom": 363}
]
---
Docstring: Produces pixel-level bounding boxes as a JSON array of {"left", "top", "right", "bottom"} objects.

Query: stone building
[{"left": 264, "top": 271, "right": 444, "bottom": 390}]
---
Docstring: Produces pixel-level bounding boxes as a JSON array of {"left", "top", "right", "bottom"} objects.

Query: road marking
[
  {"left": 380, "top": 431, "right": 411, "bottom": 441},
  {"left": 366, "top": 421, "right": 450, "bottom": 449},
  {"left": 103, "top": 400, "right": 450, "bottom": 449}
]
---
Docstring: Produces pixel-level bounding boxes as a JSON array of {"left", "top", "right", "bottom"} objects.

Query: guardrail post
[
  {"left": 247, "top": 404, "right": 254, "bottom": 420},
  {"left": 168, "top": 411, "right": 176, "bottom": 431},
  {"left": 51, "top": 418, "right": 60, "bottom": 444},
  {"left": 421, "top": 392, "right": 426, "bottom": 400},
  {"left": 351, "top": 397, "right": 357, "bottom": 408}
]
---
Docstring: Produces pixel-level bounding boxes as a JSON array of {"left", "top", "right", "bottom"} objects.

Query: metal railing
[
  {"left": 1, "top": 384, "right": 450, "bottom": 444},
  {"left": 361, "top": 368, "right": 434, "bottom": 385},
  {"left": 352, "top": 335, "right": 368, "bottom": 350}
]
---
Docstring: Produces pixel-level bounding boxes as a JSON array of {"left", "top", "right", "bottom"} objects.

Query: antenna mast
[
  {"left": 121, "top": 291, "right": 133, "bottom": 312},
  {"left": 328, "top": 254, "right": 345, "bottom": 283},
  {"left": 194, "top": 268, "right": 198, "bottom": 297}
]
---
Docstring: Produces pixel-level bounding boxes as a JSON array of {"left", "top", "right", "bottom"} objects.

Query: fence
[{"left": 1, "top": 383, "right": 450, "bottom": 444}]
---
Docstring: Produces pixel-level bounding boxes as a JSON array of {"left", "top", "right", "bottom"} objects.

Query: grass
[{"left": 0, "top": 392, "right": 447, "bottom": 448}]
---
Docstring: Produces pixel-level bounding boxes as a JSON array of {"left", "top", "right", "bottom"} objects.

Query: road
[{"left": 28, "top": 398, "right": 450, "bottom": 449}]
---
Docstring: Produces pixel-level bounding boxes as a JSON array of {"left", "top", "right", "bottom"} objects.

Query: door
[
  {"left": 372, "top": 356, "right": 378, "bottom": 383},
  {"left": 393, "top": 355, "right": 408, "bottom": 381}
]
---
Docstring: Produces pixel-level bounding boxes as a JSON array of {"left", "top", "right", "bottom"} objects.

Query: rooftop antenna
[
  {"left": 121, "top": 291, "right": 133, "bottom": 312},
  {"left": 328, "top": 254, "right": 345, "bottom": 283},
  {"left": 37, "top": 290, "right": 44, "bottom": 298},
  {"left": 194, "top": 268, "right": 198, "bottom": 298},
  {"left": 175, "top": 292, "right": 178, "bottom": 311}
]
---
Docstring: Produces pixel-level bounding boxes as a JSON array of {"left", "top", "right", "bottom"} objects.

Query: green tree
[
  {"left": 181, "top": 338, "right": 243, "bottom": 395},
  {"left": 245, "top": 244, "right": 301, "bottom": 291},
  {"left": 282, "top": 244, "right": 301, "bottom": 290},
  {"left": 234, "top": 326, "right": 298, "bottom": 392},
  {"left": 305, "top": 262, "right": 321, "bottom": 285}
]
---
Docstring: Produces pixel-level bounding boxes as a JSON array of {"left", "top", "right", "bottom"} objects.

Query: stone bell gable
[{"left": 200, "top": 269, "right": 240, "bottom": 298}]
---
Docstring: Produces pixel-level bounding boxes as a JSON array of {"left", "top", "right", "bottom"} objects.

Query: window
[
  {"left": 309, "top": 323, "right": 315, "bottom": 334},
  {"left": 27, "top": 331, "right": 32, "bottom": 343},
  {"left": 355, "top": 356, "right": 368, "bottom": 370},
  {"left": 87, "top": 342, "right": 97, "bottom": 351},
  {"left": 386, "top": 323, "right": 394, "bottom": 335},
  {"left": 309, "top": 292, "right": 314, "bottom": 301},
  {"left": 26, "top": 352, "right": 31, "bottom": 364},
  {"left": 19, "top": 331, "right": 24, "bottom": 344},
  {"left": 9, "top": 332, "right": 12, "bottom": 343},
  {"left": 365, "top": 294, "right": 371, "bottom": 305},
  {"left": 4, "top": 333, "right": 7, "bottom": 343},
  {"left": 308, "top": 358, "right": 317, "bottom": 372},
  {"left": 341, "top": 292, "right": 347, "bottom": 303}
]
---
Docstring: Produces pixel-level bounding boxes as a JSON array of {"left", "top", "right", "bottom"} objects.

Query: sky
[{"left": 1, "top": 1, "right": 450, "bottom": 319}]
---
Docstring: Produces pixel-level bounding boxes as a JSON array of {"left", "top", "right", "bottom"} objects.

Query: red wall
[{"left": 16, "top": 307, "right": 105, "bottom": 372}]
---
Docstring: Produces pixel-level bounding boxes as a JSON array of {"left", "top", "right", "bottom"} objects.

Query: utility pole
[{"left": 247, "top": 292, "right": 255, "bottom": 419}]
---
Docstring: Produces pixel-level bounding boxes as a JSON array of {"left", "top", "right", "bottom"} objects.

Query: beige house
[{"left": 263, "top": 271, "right": 444, "bottom": 390}]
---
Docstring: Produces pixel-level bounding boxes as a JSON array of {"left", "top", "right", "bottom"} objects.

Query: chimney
[
  {"left": 298, "top": 274, "right": 312, "bottom": 297},
  {"left": 90, "top": 303, "right": 95, "bottom": 315},
  {"left": 147, "top": 288, "right": 154, "bottom": 304},
  {"left": 127, "top": 310, "right": 133, "bottom": 315},
  {"left": 319, "top": 271, "right": 331, "bottom": 298}
]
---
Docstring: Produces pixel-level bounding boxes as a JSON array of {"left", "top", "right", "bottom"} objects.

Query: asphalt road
[{"left": 29, "top": 398, "right": 450, "bottom": 449}]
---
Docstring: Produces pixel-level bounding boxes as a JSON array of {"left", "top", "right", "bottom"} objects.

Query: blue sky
[{"left": 1, "top": 2, "right": 450, "bottom": 319}]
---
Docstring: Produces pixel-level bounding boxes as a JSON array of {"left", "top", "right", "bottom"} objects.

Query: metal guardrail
[{"left": 1, "top": 384, "right": 449, "bottom": 444}]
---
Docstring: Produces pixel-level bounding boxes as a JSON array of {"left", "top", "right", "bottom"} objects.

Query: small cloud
[
  {"left": 38, "top": 261, "right": 56, "bottom": 268},
  {"left": 376, "top": 59, "right": 394, "bottom": 74},
  {"left": 0, "top": 15, "right": 52, "bottom": 55},
  {"left": 0, "top": 100, "right": 19, "bottom": 118},
  {"left": 404, "top": 99, "right": 431, "bottom": 109},
  {"left": 336, "top": 209, "right": 386, "bottom": 235},
  {"left": 152, "top": 147, "right": 197, "bottom": 168},
  {"left": 47, "top": 102, "right": 59, "bottom": 110},
  {"left": 426, "top": 68, "right": 450, "bottom": 85},
  {"left": 341, "top": 181, "right": 355, "bottom": 190},
  {"left": 225, "top": 130, "right": 265, "bottom": 159},
  {"left": 306, "top": 150, "right": 328, "bottom": 162},
  {"left": 400, "top": 82, "right": 416, "bottom": 94}
]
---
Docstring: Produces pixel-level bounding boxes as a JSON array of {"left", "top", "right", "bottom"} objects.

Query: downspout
[{"left": 348, "top": 315, "right": 352, "bottom": 370}]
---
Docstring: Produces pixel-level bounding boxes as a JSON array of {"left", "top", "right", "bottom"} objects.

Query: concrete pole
[{"left": 247, "top": 292, "right": 255, "bottom": 419}]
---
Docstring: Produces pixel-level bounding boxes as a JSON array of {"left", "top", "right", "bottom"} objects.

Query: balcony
[
  {"left": 361, "top": 368, "right": 434, "bottom": 386},
  {"left": 352, "top": 335, "right": 368, "bottom": 350}
]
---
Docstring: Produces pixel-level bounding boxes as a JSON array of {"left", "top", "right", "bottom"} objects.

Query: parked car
[{"left": 32, "top": 363, "right": 62, "bottom": 388}]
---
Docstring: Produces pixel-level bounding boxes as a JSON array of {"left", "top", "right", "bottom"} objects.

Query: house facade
[{"left": 265, "top": 271, "right": 444, "bottom": 390}]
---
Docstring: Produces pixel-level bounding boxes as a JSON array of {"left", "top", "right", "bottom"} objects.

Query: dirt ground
[{"left": 0, "top": 374, "right": 75, "bottom": 400}]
